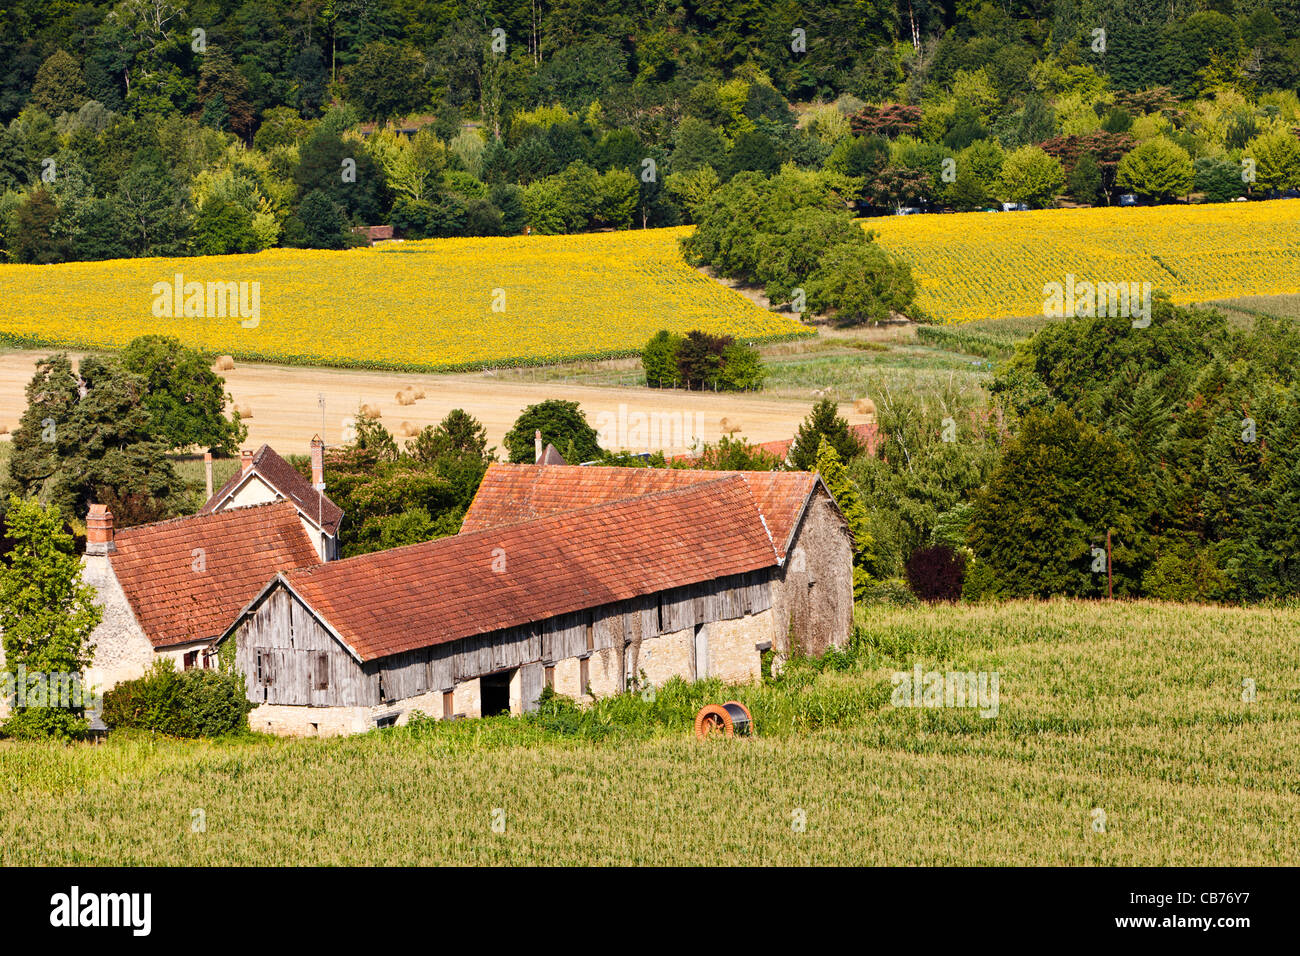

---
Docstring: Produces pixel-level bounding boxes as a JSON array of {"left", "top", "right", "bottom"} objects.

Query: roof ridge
[
  {"left": 114, "top": 499, "right": 296, "bottom": 538},
  {"left": 289, "top": 474, "right": 761, "bottom": 580}
]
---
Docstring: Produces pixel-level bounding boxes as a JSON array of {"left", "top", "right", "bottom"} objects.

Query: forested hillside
[{"left": 1, "top": 1, "right": 1298, "bottom": 264}]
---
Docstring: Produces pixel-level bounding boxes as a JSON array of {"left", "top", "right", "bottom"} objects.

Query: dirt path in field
[{"left": 0, "top": 350, "right": 867, "bottom": 457}]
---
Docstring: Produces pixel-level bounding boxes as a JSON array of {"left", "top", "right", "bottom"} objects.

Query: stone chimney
[
  {"left": 310, "top": 435, "right": 325, "bottom": 491},
  {"left": 240, "top": 449, "right": 254, "bottom": 474},
  {"left": 85, "top": 504, "right": 115, "bottom": 555},
  {"left": 535, "top": 429, "right": 543, "bottom": 464},
  {"left": 203, "top": 449, "right": 213, "bottom": 499}
]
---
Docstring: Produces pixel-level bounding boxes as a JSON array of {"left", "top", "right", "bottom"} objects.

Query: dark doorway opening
[{"left": 481, "top": 670, "right": 514, "bottom": 717}]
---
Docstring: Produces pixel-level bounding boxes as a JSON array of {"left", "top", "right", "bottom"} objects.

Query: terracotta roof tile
[
  {"left": 110, "top": 501, "right": 321, "bottom": 648},
  {"left": 461, "top": 464, "right": 818, "bottom": 559},
  {"left": 202, "top": 444, "right": 343, "bottom": 535},
  {"left": 278, "top": 476, "right": 777, "bottom": 661}
]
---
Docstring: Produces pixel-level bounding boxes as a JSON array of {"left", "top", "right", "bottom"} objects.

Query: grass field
[
  {"left": 869, "top": 200, "right": 1300, "bottom": 323},
  {"left": 0, "top": 229, "right": 810, "bottom": 373},
  {"left": 2, "top": 599, "right": 1296, "bottom": 866}
]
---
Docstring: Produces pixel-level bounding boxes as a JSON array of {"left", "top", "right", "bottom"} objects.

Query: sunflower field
[
  {"left": 0, "top": 228, "right": 810, "bottom": 372},
  {"left": 868, "top": 199, "right": 1300, "bottom": 323}
]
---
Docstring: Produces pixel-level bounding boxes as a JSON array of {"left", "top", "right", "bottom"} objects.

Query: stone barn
[
  {"left": 217, "top": 468, "right": 854, "bottom": 736},
  {"left": 462, "top": 464, "right": 854, "bottom": 659}
]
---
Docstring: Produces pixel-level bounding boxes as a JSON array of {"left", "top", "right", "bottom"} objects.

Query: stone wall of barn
[{"left": 770, "top": 486, "right": 854, "bottom": 660}]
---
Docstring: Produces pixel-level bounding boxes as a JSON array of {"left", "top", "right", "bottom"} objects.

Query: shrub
[
  {"left": 857, "top": 577, "right": 918, "bottom": 607},
  {"left": 644, "top": 329, "right": 765, "bottom": 392},
  {"left": 717, "top": 341, "right": 765, "bottom": 391},
  {"left": 904, "top": 545, "right": 967, "bottom": 602},
  {"left": 641, "top": 329, "right": 683, "bottom": 387},
  {"left": 102, "top": 659, "right": 253, "bottom": 737}
]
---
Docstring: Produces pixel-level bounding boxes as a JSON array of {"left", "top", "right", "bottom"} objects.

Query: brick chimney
[
  {"left": 85, "top": 504, "right": 115, "bottom": 555},
  {"left": 310, "top": 435, "right": 325, "bottom": 491},
  {"left": 240, "top": 449, "right": 254, "bottom": 474},
  {"left": 203, "top": 449, "right": 213, "bottom": 499},
  {"left": 534, "top": 429, "right": 543, "bottom": 464}
]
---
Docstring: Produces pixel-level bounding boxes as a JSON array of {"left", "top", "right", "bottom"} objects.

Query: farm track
[{"left": 0, "top": 350, "right": 866, "bottom": 455}]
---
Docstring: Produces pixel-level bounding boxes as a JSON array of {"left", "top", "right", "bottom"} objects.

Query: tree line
[{"left": 1, "top": 1, "right": 1298, "bottom": 261}]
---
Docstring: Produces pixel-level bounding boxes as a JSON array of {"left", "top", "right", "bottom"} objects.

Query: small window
[
  {"left": 544, "top": 664, "right": 555, "bottom": 689},
  {"left": 442, "top": 689, "right": 454, "bottom": 719},
  {"left": 183, "top": 650, "right": 199, "bottom": 670},
  {"left": 375, "top": 713, "right": 398, "bottom": 729},
  {"left": 313, "top": 652, "right": 329, "bottom": 691},
  {"left": 585, "top": 617, "right": 595, "bottom": 652},
  {"left": 579, "top": 657, "right": 590, "bottom": 694}
]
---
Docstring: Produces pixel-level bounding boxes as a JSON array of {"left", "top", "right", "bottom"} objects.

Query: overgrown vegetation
[{"left": 102, "top": 659, "right": 253, "bottom": 738}]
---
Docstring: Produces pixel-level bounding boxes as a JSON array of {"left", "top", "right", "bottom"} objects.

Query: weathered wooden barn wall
[
  {"left": 235, "top": 587, "right": 378, "bottom": 706},
  {"left": 229, "top": 567, "right": 775, "bottom": 715},
  {"left": 771, "top": 486, "right": 854, "bottom": 657}
]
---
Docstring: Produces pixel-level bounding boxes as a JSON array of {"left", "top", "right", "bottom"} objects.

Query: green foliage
[
  {"left": 1116, "top": 137, "right": 1195, "bottom": 200},
  {"left": 683, "top": 435, "right": 782, "bottom": 471},
  {"left": 646, "top": 329, "right": 766, "bottom": 391},
  {"left": 682, "top": 168, "right": 918, "bottom": 323},
  {"left": 118, "top": 335, "right": 246, "bottom": 454},
  {"left": 324, "top": 407, "right": 494, "bottom": 556},
  {"left": 0, "top": 495, "right": 101, "bottom": 741},
  {"left": 968, "top": 405, "right": 1145, "bottom": 598},
  {"left": 814, "top": 438, "right": 875, "bottom": 595},
  {"left": 789, "top": 398, "right": 863, "bottom": 471},
  {"left": 102, "top": 659, "right": 253, "bottom": 738},
  {"left": 641, "top": 329, "right": 684, "bottom": 388},
  {"left": 504, "top": 399, "right": 602, "bottom": 464},
  {"left": 998, "top": 145, "right": 1064, "bottom": 208},
  {"left": 7, "top": 353, "right": 180, "bottom": 525},
  {"left": 1243, "top": 130, "right": 1300, "bottom": 193}
]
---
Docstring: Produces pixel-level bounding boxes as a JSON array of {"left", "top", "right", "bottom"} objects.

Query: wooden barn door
[
  {"left": 521, "top": 662, "right": 545, "bottom": 713},
  {"left": 693, "top": 623, "right": 709, "bottom": 680}
]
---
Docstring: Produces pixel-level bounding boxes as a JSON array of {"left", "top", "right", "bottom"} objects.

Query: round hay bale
[
  {"left": 719, "top": 417, "right": 742, "bottom": 435},
  {"left": 0, "top": 424, "right": 9, "bottom": 436},
  {"left": 214, "top": 355, "right": 235, "bottom": 371},
  {"left": 855, "top": 397, "right": 877, "bottom": 416},
  {"left": 399, "top": 421, "right": 421, "bottom": 437},
  {"left": 396, "top": 390, "right": 415, "bottom": 406},
  {"left": 235, "top": 404, "right": 253, "bottom": 420},
  {"left": 360, "top": 403, "right": 382, "bottom": 419}
]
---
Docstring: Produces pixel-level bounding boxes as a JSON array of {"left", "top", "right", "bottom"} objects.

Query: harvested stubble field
[
  {"left": 869, "top": 199, "right": 1300, "bottom": 323},
  {"left": 0, "top": 229, "right": 810, "bottom": 372},
  {"left": 1, "top": 600, "right": 1296, "bottom": 866}
]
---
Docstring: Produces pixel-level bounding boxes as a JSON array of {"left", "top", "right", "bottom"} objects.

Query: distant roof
[
  {"left": 461, "top": 464, "right": 824, "bottom": 559},
  {"left": 202, "top": 444, "right": 343, "bottom": 536},
  {"left": 539, "top": 443, "right": 567, "bottom": 465},
  {"left": 671, "top": 423, "right": 880, "bottom": 467},
  {"left": 251, "top": 476, "right": 778, "bottom": 662},
  {"left": 110, "top": 501, "right": 321, "bottom": 648}
]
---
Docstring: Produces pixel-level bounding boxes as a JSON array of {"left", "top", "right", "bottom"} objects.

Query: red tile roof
[
  {"left": 110, "top": 501, "right": 321, "bottom": 648},
  {"left": 271, "top": 476, "right": 778, "bottom": 661},
  {"left": 461, "top": 464, "right": 820, "bottom": 559},
  {"left": 202, "top": 444, "right": 343, "bottom": 535}
]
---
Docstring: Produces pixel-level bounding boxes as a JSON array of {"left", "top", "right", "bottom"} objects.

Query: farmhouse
[
  {"left": 0, "top": 501, "right": 322, "bottom": 708},
  {"left": 201, "top": 438, "right": 343, "bottom": 561},
  {"left": 218, "top": 466, "right": 853, "bottom": 736}
]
